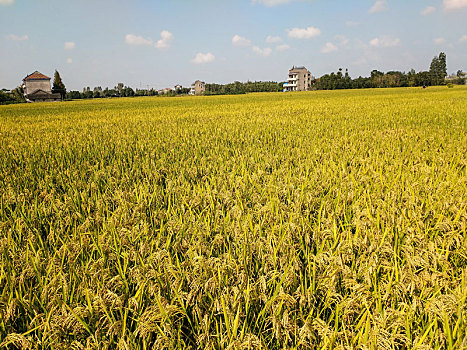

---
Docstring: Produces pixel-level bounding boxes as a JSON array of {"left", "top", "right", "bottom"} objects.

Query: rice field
[{"left": 0, "top": 87, "right": 466, "bottom": 349}]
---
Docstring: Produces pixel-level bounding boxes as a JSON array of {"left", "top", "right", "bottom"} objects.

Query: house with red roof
[{"left": 22, "top": 71, "right": 61, "bottom": 102}]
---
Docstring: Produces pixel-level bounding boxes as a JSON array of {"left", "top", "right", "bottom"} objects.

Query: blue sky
[{"left": 1, "top": 0, "right": 466, "bottom": 90}]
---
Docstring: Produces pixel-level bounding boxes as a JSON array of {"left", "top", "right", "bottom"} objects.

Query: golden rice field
[{"left": 0, "top": 87, "right": 466, "bottom": 349}]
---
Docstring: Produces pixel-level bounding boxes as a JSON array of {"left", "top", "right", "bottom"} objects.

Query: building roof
[
  {"left": 27, "top": 89, "right": 50, "bottom": 96},
  {"left": 289, "top": 66, "right": 307, "bottom": 72},
  {"left": 23, "top": 71, "right": 51, "bottom": 81},
  {"left": 26, "top": 89, "right": 60, "bottom": 97}
]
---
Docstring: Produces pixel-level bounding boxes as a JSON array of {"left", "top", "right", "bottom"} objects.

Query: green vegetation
[
  {"left": 0, "top": 87, "right": 466, "bottom": 349},
  {"left": 312, "top": 52, "right": 465, "bottom": 90},
  {"left": 0, "top": 87, "right": 25, "bottom": 105},
  {"left": 52, "top": 70, "right": 67, "bottom": 101},
  {"left": 65, "top": 81, "right": 283, "bottom": 100},
  {"left": 205, "top": 81, "right": 283, "bottom": 95},
  {"left": 429, "top": 53, "right": 447, "bottom": 86}
]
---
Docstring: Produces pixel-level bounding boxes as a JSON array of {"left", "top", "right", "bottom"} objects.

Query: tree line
[
  {"left": 0, "top": 86, "right": 25, "bottom": 104},
  {"left": 205, "top": 81, "right": 283, "bottom": 95},
  {"left": 68, "top": 84, "right": 139, "bottom": 99},
  {"left": 313, "top": 53, "right": 466, "bottom": 90},
  {"left": 65, "top": 81, "right": 283, "bottom": 99}
]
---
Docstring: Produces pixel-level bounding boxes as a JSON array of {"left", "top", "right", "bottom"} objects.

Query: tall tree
[
  {"left": 429, "top": 52, "right": 447, "bottom": 85},
  {"left": 52, "top": 70, "right": 66, "bottom": 100},
  {"left": 438, "top": 52, "right": 447, "bottom": 79}
]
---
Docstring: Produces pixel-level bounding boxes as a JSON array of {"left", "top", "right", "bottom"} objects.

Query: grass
[{"left": 0, "top": 86, "right": 466, "bottom": 349}]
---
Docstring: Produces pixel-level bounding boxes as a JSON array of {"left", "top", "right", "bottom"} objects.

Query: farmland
[{"left": 0, "top": 87, "right": 466, "bottom": 349}]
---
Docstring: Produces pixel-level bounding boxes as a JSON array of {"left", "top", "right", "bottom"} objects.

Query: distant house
[
  {"left": 22, "top": 71, "right": 61, "bottom": 102},
  {"left": 174, "top": 84, "right": 183, "bottom": 90},
  {"left": 157, "top": 88, "right": 173, "bottom": 95},
  {"left": 283, "top": 66, "right": 312, "bottom": 92},
  {"left": 190, "top": 80, "right": 205, "bottom": 95}
]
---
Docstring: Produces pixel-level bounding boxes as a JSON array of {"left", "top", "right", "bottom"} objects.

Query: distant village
[
  {"left": 8, "top": 69, "right": 293, "bottom": 103},
  {"left": 1, "top": 53, "right": 466, "bottom": 104},
  {"left": 19, "top": 71, "right": 210, "bottom": 103}
]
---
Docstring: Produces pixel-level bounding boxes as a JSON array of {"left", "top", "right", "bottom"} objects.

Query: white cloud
[
  {"left": 125, "top": 34, "right": 153, "bottom": 46},
  {"left": 434, "top": 37, "right": 446, "bottom": 45},
  {"left": 443, "top": 0, "right": 467, "bottom": 10},
  {"left": 5, "top": 34, "right": 28, "bottom": 41},
  {"left": 191, "top": 52, "right": 215, "bottom": 64},
  {"left": 369, "top": 36, "right": 401, "bottom": 47},
  {"left": 64, "top": 41, "right": 75, "bottom": 50},
  {"left": 232, "top": 34, "right": 251, "bottom": 47},
  {"left": 335, "top": 35, "right": 349, "bottom": 47},
  {"left": 321, "top": 42, "right": 338, "bottom": 53},
  {"left": 287, "top": 26, "right": 321, "bottom": 39},
  {"left": 345, "top": 21, "right": 360, "bottom": 27},
  {"left": 252, "top": 0, "right": 297, "bottom": 6},
  {"left": 125, "top": 31, "right": 173, "bottom": 49},
  {"left": 252, "top": 46, "right": 272, "bottom": 56},
  {"left": 266, "top": 35, "right": 282, "bottom": 43},
  {"left": 67, "top": 58, "right": 73, "bottom": 64},
  {"left": 154, "top": 30, "right": 173, "bottom": 49},
  {"left": 369, "top": 0, "right": 387, "bottom": 13},
  {"left": 460, "top": 35, "right": 467, "bottom": 42},
  {"left": 276, "top": 44, "right": 290, "bottom": 51},
  {"left": 0, "top": 0, "right": 15, "bottom": 5},
  {"left": 421, "top": 6, "right": 436, "bottom": 15}
]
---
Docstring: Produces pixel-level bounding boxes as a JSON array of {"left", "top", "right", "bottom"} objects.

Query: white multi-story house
[
  {"left": 283, "top": 66, "right": 311, "bottom": 92},
  {"left": 189, "top": 80, "right": 206, "bottom": 95}
]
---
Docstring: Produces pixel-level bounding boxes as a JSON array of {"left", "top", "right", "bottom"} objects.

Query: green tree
[
  {"left": 66, "top": 91, "right": 82, "bottom": 99},
  {"left": 456, "top": 70, "right": 466, "bottom": 85},
  {"left": 415, "top": 71, "right": 432, "bottom": 87},
  {"left": 407, "top": 69, "right": 417, "bottom": 87},
  {"left": 0, "top": 90, "right": 15, "bottom": 104},
  {"left": 52, "top": 70, "right": 66, "bottom": 100},
  {"left": 82, "top": 87, "right": 93, "bottom": 99},
  {"left": 12, "top": 86, "right": 25, "bottom": 102},
  {"left": 429, "top": 52, "right": 447, "bottom": 85},
  {"left": 0, "top": 86, "right": 25, "bottom": 104},
  {"left": 438, "top": 52, "right": 447, "bottom": 79},
  {"left": 116, "top": 83, "right": 124, "bottom": 96}
]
